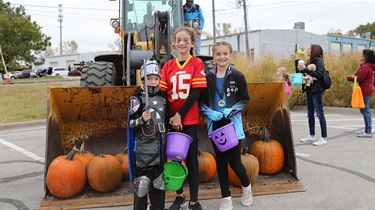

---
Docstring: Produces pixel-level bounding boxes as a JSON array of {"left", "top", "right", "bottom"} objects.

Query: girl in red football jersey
[{"left": 160, "top": 27, "right": 207, "bottom": 210}]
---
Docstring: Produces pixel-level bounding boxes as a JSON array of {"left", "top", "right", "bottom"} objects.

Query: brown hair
[
  {"left": 173, "top": 27, "right": 195, "bottom": 44},
  {"left": 281, "top": 72, "right": 291, "bottom": 86},
  {"left": 173, "top": 27, "right": 195, "bottom": 55},
  {"left": 307, "top": 44, "right": 323, "bottom": 64},
  {"left": 212, "top": 41, "right": 233, "bottom": 54}
]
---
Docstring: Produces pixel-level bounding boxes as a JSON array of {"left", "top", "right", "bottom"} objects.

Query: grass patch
[{"left": 0, "top": 80, "right": 79, "bottom": 124}]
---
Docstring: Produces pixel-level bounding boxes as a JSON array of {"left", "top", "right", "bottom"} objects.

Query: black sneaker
[
  {"left": 188, "top": 202, "right": 202, "bottom": 210},
  {"left": 168, "top": 195, "right": 187, "bottom": 210}
]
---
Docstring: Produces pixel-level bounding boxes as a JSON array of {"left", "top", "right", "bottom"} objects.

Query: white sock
[
  {"left": 242, "top": 184, "right": 251, "bottom": 189},
  {"left": 223, "top": 196, "right": 231, "bottom": 201}
]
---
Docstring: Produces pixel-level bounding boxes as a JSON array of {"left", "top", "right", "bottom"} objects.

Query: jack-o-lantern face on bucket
[{"left": 215, "top": 132, "right": 227, "bottom": 146}]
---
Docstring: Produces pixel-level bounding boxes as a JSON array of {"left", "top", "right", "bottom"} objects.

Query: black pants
[
  {"left": 175, "top": 125, "right": 199, "bottom": 202},
  {"left": 133, "top": 165, "right": 165, "bottom": 210},
  {"left": 213, "top": 118, "right": 250, "bottom": 198}
]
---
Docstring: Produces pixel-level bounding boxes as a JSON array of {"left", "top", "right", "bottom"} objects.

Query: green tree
[
  {"left": 107, "top": 36, "right": 121, "bottom": 52},
  {"left": 0, "top": 1, "right": 51, "bottom": 72},
  {"left": 202, "top": 22, "right": 237, "bottom": 39},
  {"left": 327, "top": 28, "right": 342, "bottom": 35},
  {"left": 354, "top": 22, "right": 375, "bottom": 39},
  {"left": 63, "top": 40, "right": 78, "bottom": 55}
]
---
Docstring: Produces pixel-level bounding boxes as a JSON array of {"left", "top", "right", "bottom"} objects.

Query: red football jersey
[{"left": 160, "top": 55, "right": 207, "bottom": 125}]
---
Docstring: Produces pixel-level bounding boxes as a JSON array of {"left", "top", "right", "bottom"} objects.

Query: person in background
[
  {"left": 199, "top": 41, "right": 253, "bottom": 210},
  {"left": 296, "top": 44, "right": 328, "bottom": 146},
  {"left": 183, "top": 0, "right": 204, "bottom": 55},
  {"left": 276, "top": 66, "right": 287, "bottom": 77},
  {"left": 346, "top": 49, "right": 375, "bottom": 138},
  {"left": 279, "top": 71, "right": 292, "bottom": 99},
  {"left": 160, "top": 27, "right": 207, "bottom": 210},
  {"left": 127, "top": 59, "right": 168, "bottom": 210},
  {"left": 298, "top": 47, "right": 307, "bottom": 59}
]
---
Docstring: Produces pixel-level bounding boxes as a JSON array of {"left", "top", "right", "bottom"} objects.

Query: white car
[
  {"left": 51, "top": 67, "right": 69, "bottom": 76},
  {"left": 2, "top": 72, "right": 15, "bottom": 79}
]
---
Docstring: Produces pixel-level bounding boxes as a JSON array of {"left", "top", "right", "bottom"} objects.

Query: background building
[
  {"left": 36, "top": 52, "right": 118, "bottom": 69},
  {"left": 201, "top": 29, "right": 375, "bottom": 60}
]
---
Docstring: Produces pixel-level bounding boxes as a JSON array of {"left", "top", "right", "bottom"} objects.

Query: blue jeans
[
  {"left": 360, "top": 96, "right": 372, "bottom": 134},
  {"left": 306, "top": 91, "right": 327, "bottom": 138},
  {"left": 194, "top": 33, "right": 201, "bottom": 55}
]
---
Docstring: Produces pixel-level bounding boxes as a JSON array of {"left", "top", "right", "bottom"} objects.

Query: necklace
[{"left": 215, "top": 68, "right": 227, "bottom": 107}]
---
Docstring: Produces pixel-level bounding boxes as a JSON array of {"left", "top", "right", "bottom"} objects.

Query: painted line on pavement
[
  {"left": 291, "top": 122, "right": 366, "bottom": 130},
  {"left": 295, "top": 153, "right": 311, "bottom": 157},
  {"left": 0, "top": 138, "right": 45, "bottom": 162}
]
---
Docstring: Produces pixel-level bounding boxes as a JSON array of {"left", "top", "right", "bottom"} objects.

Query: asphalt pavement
[{"left": 0, "top": 107, "right": 374, "bottom": 210}]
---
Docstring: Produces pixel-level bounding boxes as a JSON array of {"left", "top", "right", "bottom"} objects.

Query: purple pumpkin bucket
[
  {"left": 166, "top": 132, "right": 193, "bottom": 161},
  {"left": 208, "top": 122, "right": 238, "bottom": 152}
]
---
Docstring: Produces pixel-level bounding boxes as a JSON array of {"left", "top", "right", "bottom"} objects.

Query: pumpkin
[
  {"left": 250, "top": 126, "right": 285, "bottom": 175},
  {"left": 74, "top": 142, "right": 95, "bottom": 168},
  {"left": 197, "top": 149, "right": 216, "bottom": 183},
  {"left": 46, "top": 149, "right": 87, "bottom": 198},
  {"left": 115, "top": 147, "right": 129, "bottom": 180},
  {"left": 228, "top": 147, "right": 259, "bottom": 187},
  {"left": 87, "top": 154, "right": 122, "bottom": 192}
]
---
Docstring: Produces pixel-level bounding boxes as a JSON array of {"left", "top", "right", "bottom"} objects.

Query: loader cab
[{"left": 124, "top": 0, "right": 184, "bottom": 41}]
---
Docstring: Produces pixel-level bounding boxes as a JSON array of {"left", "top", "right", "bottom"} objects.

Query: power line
[{"left": 10, "top": 3, "right": 116, "bottom": 11}]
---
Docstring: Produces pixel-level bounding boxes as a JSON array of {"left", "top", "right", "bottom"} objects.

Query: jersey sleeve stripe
[{"left": 192, "top": 78, "right": 206, "bottom": 81}]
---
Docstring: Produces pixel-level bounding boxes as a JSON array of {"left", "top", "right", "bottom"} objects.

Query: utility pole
[
  {"left": 0, "top": 46, "right": 8, "bottom": 74},
  {"left": 243, "top": 0, "right": 250, "bottom": 58},
  {"left": 212, "top": 0, "right": 216, "bottom": 44},
  {"left": 58, "top": 4, "right": 63, "bottom": 55}
]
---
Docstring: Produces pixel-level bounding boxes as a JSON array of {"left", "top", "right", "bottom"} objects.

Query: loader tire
[
  {"left": 80, "top": 62, "right": 116, "bottom": 87},
  {"left": 203, "top": 60, "right": 236, "bottom": 75},
  {"left": 203, "top": 60, "right": 216, "bottom": 75}
]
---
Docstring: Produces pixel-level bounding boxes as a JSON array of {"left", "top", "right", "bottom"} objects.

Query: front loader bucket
[{"left": 40, "top": 83, "right": 302, "bottom": 209}]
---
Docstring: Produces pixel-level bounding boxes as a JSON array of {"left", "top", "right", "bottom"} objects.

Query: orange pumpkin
[
  {"left": 74, "top": 142, "right": 95, "bottom": 168},
  {"left": 197, "top": 149, "right": 216, "bottom": 183},
  {"left": 46, "top": 149, "right": 87, "bottom": 198},
  {"left": 250, "top": 126, "right": 285, "bottom": 175},
  {"left": 115, "top": 147, "right": 129, "bottom": 180},
  {"left": 228, "top": 147, "right": 259, "bottom": 187},
  {"left": 87, "top": 154, "right": 122, "bottom": 192}
]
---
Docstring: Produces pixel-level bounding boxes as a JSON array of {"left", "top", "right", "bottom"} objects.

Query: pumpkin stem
[
  {"left": 260, "top": 126, "right": 270, "bottom": 142},
  {"left": 197, "top": 148, "right": 202, "bottom": 156},
  {"left": 242, "top": 147, "right": 248, "bottom": 155},
  {"left": 72, "top": 146, "right": 80, "bottom": 152},
  {"left": 122, "top": 147, "right": 128, "bottom": 155},
  {"left": 66, "top": 149, "right": 77, "bottom": 161}
]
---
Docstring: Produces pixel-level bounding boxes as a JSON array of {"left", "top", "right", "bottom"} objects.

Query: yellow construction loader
[{"left": 39, "top": 0, "right": 303, "bottom": 209}]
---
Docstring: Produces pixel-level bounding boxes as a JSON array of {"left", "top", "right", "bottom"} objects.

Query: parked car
[
  {"left": 14, "top": 71, "right": 22, "bottom": 78},
  {"left": 51, "top": 67, "right": 69, "bottom": 76},
  {"left": 2, "top": 72, "right": 15, "bottom": 80},
  {"left": 30, "top": 69, "right": 38, "bottom": 78},
  {"left": 18, "top": 69, "right": 33, "bottom": 78}
]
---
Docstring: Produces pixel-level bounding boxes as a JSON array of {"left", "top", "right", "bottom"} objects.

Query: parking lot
[{"left": 0, "top": 107, "right": 374, "bottom": 210}]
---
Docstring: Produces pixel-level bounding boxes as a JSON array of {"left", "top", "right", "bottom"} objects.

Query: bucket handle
[{"left": 178, "top": 162, "right": 188, "bottom": 176}]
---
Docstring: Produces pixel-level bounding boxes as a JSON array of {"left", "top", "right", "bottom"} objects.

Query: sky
[{"left": 5, "top": 0, "right": 375, "bottom": 54}]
